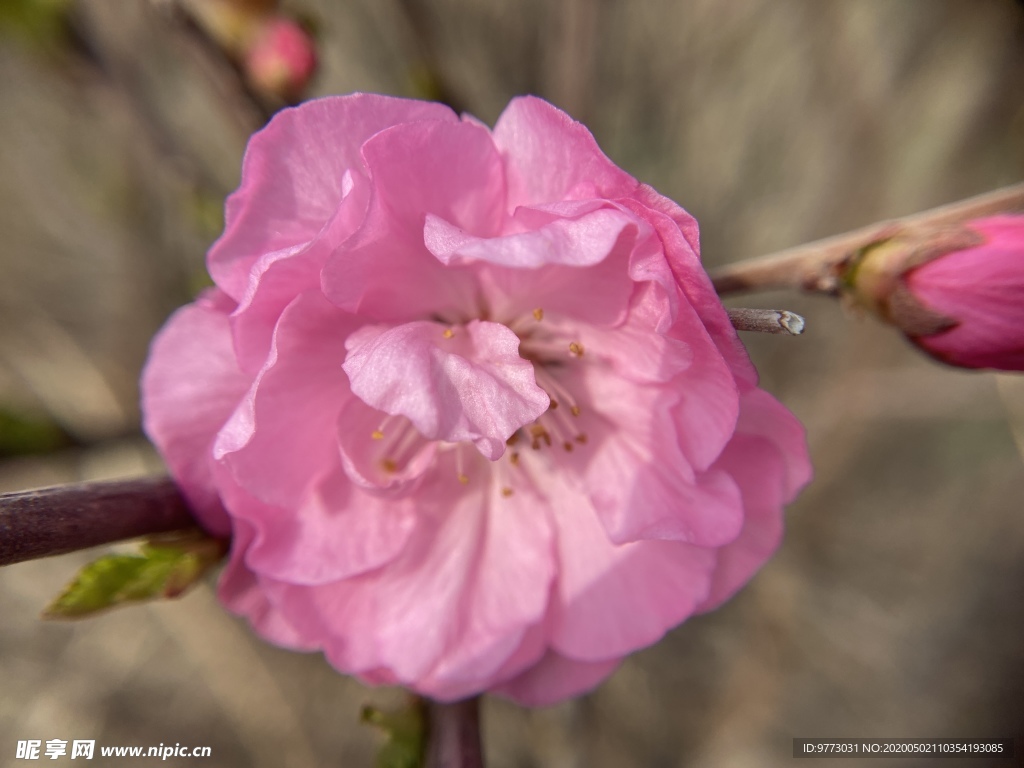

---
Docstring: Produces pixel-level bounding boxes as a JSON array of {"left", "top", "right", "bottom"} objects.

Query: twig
[
  {"left": 0, "top": 477, "right": 197, "bottom": 567},
  {"left": 727, "top": 308, "right": 805, "bottom": 335},
  {"left": 710, "top": 182, "right": 1024, "bottom": 296},
  {"left": 424, "top": 697, "right": 484, "bottom": 768}
]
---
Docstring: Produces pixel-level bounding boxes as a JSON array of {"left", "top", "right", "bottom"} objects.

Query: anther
[
  {"left": 509, "top": 452, "right": 520, "bottom": 466},
  {"left": 381, "top": 458, "right": 398, "bottom": 473},
  {"left": 458, "top": 474, "right": 469, "bottom": 484},
  {"left": 575, "top": 433, "right": 588, "bottom": 444},
  {"left": 501, "top": 487, "right": 514, "bottom": 497},
  {"left": 507, "top": 433, "right": 520, "bottom": 446},
  {"left": 532, "top": 308, "right": 544, "bottom": 321},
  {"left": 371, "top": 430, "right": 384, "bottom": 440},
  {"left": 570, "top": 405, "right": 581, "bottom": 417},
  {"left": 443, "top": 328, "right": 455, "bottom": 339},
  {"left": 568, "top": 341, "right": 584, "bottom": 357},
  {"left": 549, "top": 398, "right": 559, "bottom": 410},
  {"left": 563, "top": 441, "right": 574, "bottom": 452}
]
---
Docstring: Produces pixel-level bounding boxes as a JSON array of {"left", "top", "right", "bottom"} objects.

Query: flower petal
[
  {"left": 215, "top": 291, "right": 358, "bottom": 508},
  {"left": 546, "top": 473, "right": 716, "bottom": 661},
  {"left": 342, "top": 319, "right": 549, "bottom": 459},
  {"left": 492, "top": 96, "right": 638, "bottom": 209},
  {"left": 496, "top": 651, "right": 620, "bottom": 707},
  {"left": 140, "top": 289, "right": 249, "bottom": 536},
  {"left": 210, "top": 94, "right": 458, "bottom": 300}
]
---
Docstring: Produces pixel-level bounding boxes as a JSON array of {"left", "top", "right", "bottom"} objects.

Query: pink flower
[
  {"left": 141, "top": 94, "right": 811, "bottom": 705},
  {"left": 904, "top": 216, "right": 1024, "bottom": 370}
]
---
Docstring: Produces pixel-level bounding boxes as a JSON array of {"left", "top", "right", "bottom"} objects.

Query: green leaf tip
[{"left": 42, "top": 530, "right": 227, "bottom": 620}]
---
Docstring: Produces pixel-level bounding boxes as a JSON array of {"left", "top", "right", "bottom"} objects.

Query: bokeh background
[{"left": 1, "top": 0, "right": 1023, "bottom": 766}]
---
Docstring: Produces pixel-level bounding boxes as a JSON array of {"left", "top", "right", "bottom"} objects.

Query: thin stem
[
  {"left": 710, "top": 182, "right": 1024, "bottom": 296},
  {"left": 0, "top": 477, "right": 197, "bottom": 567},
  {"left": 423, "top": 697, "right": 484, "bottom": 768},
  {"left": 727, "top": 308, "right": 805, "bottom": 335}
]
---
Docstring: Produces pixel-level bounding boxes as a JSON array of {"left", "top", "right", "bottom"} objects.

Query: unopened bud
[
  {"left": 843, "top": 216, "right": 1024, "bottom": 371},
  {"left": 244, "top": 17, "right": 317, "bottom": 102}
]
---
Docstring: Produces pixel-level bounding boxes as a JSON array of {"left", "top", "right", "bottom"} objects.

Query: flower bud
[
  {"left": 844, "top": 215, "right": 1024, "bottom": 371},
  {"left": 243, "top": 17, "right": 317, "bottom": 102}
]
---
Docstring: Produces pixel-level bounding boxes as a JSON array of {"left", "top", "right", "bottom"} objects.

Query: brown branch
[
  {"left": 0, "top": 476, "right": 197, "bottom": 567},
  {"left": 727, "top": 308, "right": 805, "bottom": 335},
  {"left": 710, "top": 182, "right": 1024, "bottom": 296},
  {"left": 424, "top": 697, "right": 484, "bottom": 768}
]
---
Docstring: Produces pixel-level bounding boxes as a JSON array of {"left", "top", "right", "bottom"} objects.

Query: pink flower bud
[
  {"left": 244, "top": 17, "right": 317, "bottom": 102},
  {"left": 847, "top": 215, "right": 1024, "bottom": 371}
]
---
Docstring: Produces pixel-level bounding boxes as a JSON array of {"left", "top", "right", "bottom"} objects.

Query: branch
[
  {"left": 424, "top": 697, "right": 484, "bottom": 768},
  {"left": 710, "top": 182, "right": 1024, "bottom": 296},
  {"left": 0, "top": 477, "right": 197, "bottom": 567},
  {"left": 727, "top": 308, "right": 805, "bottom": 335}
]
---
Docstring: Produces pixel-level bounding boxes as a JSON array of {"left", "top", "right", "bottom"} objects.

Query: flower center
[{"left": 356, "top": 305, "right": 591, "bottom": 499}]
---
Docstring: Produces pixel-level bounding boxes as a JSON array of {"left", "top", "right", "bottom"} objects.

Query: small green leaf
[
  {"left": 43, "top": 531, "right": 227, "bottom": 619},
  {"left": 362, "top": 699, "right": 426, "bottom": 768}
]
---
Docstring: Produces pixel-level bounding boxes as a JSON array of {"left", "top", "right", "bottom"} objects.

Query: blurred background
[{"left": 1, "top": 0, "right": 1023, "bottom": 765}]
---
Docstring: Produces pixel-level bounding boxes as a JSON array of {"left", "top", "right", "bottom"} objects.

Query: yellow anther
[
  {"left": 501, "top": 487, "right": 514, "bottom": 497},
  {"left": 570, "top": 405, "right": 581, "bottom": 417},
  {"left": 443, "top": 328, "right": 455, "bottom": 339},
  {"left": 371, "top": 430, "right": 385, "bottom": 440},
  {"left": 458, "top": 473, "right": 469, "bottom": 485},
  {"left": 509, "top": 451, "right": 520, "bottom": 466},
  {"left": 532, "top": 308, "right": 544, "bottom": 321},
  {"left": 381, "top": 458, "right": 398, "bottom": 473},
  {"left": 569, "top": 341, "right": 584, "bottom": 357}
]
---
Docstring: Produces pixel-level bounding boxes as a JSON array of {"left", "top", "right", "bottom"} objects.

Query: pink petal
[
  {"left": 492, "top": 96, "right": 638, "bottom": 210},
  {"left": 215, "top": 291, "right": 358, "bottom": 508},
  {"left": 697, "top": 389, "right": 811, "bottom": 610},
  {"left": 574, "top": 366, "right": 744, "bottom": 547},
  {"left": 623, "top": 194, "right": 758, "bottom": 388},
  {"left": 546, "top": 472, "right": 716, "bottom": 661},
  {"left": 216, "top": 465, "right": 416, "bottom": 586},
  {"left": 217, "top": 520, "right": 318, "bottom": 650},
  {"left": 269, "top": 453, "right": 555, "bottom": 693},
  {"left": 342, "top": 320, "right": 549, "bottom": 459},
  {"left": 496, "top": 651, "right": 620, "bottom": 708},
  {"left": 210, "top": 95, "right": 458, "bottom": 300},
  {"left": 229, "top": 171, "right": 371, "bottom": 373},
  {"left": 140, "top": 289, "right": 250, "bottom": 536},
  {"left": 424, "top": 202, "right": 636, "bottom": 269},
  {"left": 321, "top": 119, "right": 504, "bottom": 321}
]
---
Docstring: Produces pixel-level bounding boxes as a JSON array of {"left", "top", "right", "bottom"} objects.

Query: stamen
[
  {"left": 532, "top": 308, "right": 544, "bottom": 321},
  {"left": 442, "top": 328, "right": 455, "bottom": 339},
  {"left": 569, "top": 341, "right": 584, "bottom": 357},
  {"left": 507, "top": 432, "right": 520, "bottom": 446},
  {"left": 371, "top": 430, "right": 384, "bottom": 440},
  {"left": 501, "top": 487, "right": 514, "bottom": 497},
  {"left": 509, "top": 451, "right": 520, "bottom": 466},
  {"left": 563, "top": 441, "right": 574, "bottom": 452},
  {"left": 381, "top": 458, "right": 398, "bottom": 473},
  {"left": 529, "top": 424, "right": 552, "bottom": 450},
  {"left": 549, "top": 399, "right": 559, "bottom": 410},
  {"left": 532, "top": 368, "right": 581, "bottom": 416},
  {"left": 455, "top": 444, "right": 468, "bottom": 485}
]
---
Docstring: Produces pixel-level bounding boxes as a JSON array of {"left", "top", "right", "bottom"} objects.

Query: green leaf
[
  {"left": 362, "top": 699, "right": 426, "bottom": 768},
  {"left": 43, "top": 531, "right": 227, "bottom": 619}
]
